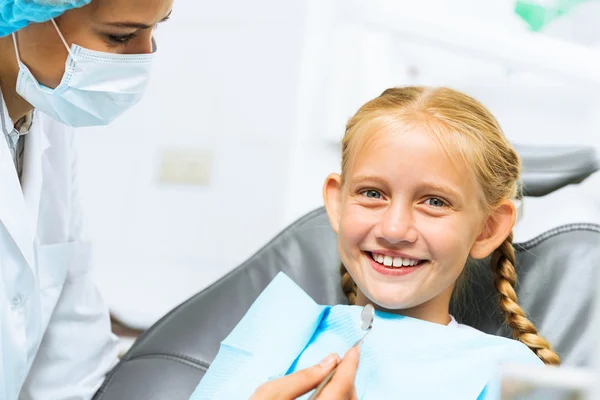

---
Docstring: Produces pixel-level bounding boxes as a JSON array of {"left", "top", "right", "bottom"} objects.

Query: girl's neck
[{"left": 0, "top": 35, "right": 34, "bottom": 124}]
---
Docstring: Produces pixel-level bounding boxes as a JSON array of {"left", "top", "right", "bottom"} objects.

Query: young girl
[
  {"left": 191, "top": 87, "right": 560, "bottom": 399},
  {"left": 331, "top": 86, "right": 559, "bottom": 363}
]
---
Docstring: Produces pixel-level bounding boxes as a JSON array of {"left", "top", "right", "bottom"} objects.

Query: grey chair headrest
[{"left": 517, "top": 144, "right": 599, "bottom": 197}]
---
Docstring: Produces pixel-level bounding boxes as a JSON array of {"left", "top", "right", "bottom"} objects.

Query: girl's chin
[{"left": 356, "top": 287, "right": 415, "bottom": 311}]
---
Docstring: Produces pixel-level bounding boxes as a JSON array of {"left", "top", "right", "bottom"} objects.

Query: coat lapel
[
  {"left": 0, "top": 105, "right": 50, "bottom": 270},
  {"left": 20, "top": 115, "right": 50, "bottom": 238}
]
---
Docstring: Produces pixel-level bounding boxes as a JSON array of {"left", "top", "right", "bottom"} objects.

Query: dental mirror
[
  {"left": 360, "top": 303, "right": 374, "bottom": 331},
  {"left": 308, "top": 304, "right": 375, "bottom": 400},
  {"left": 354, "top": 303, "right": 374, "bottom": 347}
]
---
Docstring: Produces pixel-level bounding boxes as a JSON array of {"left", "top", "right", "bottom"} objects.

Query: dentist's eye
[
  {"left": 425, "top": 197, "right": 446, "bottom": 207},
  {"left": 107, "top": 33, "right": 137, "bottom": 45},
  {"left": 361, "top": 189, "right": 382, "bottom": 199}
]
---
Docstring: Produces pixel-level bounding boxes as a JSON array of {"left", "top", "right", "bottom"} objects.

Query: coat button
[{"left": 11, "top": 293, "right": 24, "bottom": 310}]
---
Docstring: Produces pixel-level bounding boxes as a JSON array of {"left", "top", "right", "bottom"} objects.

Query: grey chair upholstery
[
  {"left": 93, "top": 146, "right": 600, "bottom": 400},
  {"left": 516, "top": 144, "right": 600, "bottom": 197}
]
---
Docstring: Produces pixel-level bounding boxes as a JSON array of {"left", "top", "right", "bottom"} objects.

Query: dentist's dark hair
[{"left": 337, "top": 86, "right": 560, "bottom": 366}]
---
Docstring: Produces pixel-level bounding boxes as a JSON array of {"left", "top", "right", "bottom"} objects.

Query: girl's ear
[
  {"left": 470, "top": 200, "right": 516, "bottom": 259},
  {"left": 323, "top": 173, "right": 343, "bottom": 235}
]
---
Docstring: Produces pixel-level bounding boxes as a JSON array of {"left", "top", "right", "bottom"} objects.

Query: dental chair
[{"left": 93, "top": 145, "right": 600, "bottom": 400}]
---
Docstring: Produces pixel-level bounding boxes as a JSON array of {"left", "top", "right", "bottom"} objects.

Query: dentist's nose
[
  {"left": 126, "top": 32, "right": 155, "bottom": 55},
  {"left": 376, "top": 203, "right": 418, "bottom": 244}
]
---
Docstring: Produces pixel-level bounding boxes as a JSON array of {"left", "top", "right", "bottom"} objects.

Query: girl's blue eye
[
  {"left": 425, "top": 197, "right": 446, "bottom": 207},
  {"left": 362, "top": 190, "right": 382, "bottom": 199}
]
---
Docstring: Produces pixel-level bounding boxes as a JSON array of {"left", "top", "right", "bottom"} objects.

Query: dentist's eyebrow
[{"left": 105, "top": 10, "right": 172, "bottom": 29}]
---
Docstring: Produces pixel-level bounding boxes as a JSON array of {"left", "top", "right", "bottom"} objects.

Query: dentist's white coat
[{"left": 1, "top": 89, "right": 119, "bottom": 400}]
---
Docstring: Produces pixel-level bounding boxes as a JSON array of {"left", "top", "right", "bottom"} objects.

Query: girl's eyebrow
[
  {"left": 351, "top": 175, "right": 463, "bottom": 200},
  {"left": 352, "top": 175, "right": 463, "bottom": 199},
  {"left": 418, "top": 181, "right": 463, "bottom": 201},
  {"left": 351, "top": 175, "right": 388, "bottom": 187}
]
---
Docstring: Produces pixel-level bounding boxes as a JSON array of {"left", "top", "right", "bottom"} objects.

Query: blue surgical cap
[{"left": 0, "top": 0, "right": 91, "bottom": 37}]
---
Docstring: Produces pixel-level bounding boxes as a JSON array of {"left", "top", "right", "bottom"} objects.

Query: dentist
[{"left": 0, "top": 0, "right": 172, "bottom": 398}]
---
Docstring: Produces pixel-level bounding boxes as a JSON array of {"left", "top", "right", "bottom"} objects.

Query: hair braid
[
  {"left": 340, "top": 263, "right": 358, "bottom": 305},
  {"left": 492, "top": 233, "right": 561, "bottom": 365}
]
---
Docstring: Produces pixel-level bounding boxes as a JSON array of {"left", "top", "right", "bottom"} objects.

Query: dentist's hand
[{"left": 249, "top": 346, "right": 359, "bottom": 400}]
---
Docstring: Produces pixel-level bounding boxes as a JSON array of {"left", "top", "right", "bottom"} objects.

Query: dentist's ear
[
  {"left": 323, "top": 173, "right": 343, "bottom": 235},
  {"left": 470, "top": 200, "right": 517, "bottom": 259}
]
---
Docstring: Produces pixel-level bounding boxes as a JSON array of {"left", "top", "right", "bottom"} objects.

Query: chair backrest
[
  {"left": 93, "top": 145, "right": 600, "bottom": 400},
  {"left": 93, "top": 208, "right": 600, "bottom": 400}
]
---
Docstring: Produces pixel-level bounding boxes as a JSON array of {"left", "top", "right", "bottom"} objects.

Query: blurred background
[{"left": 74, "top": 0, "right": 600, "bottom": 346}]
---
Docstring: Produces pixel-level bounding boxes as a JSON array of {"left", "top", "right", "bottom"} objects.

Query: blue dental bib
[{"left": 190, "top": 273, "right": 542, "bottom": 399}]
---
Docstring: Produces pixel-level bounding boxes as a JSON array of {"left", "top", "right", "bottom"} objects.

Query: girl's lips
[{"left": 367, "top": 251, "right": 425, "bottom": 277}]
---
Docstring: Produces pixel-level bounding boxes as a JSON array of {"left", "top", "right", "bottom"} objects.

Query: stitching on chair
[
  {"left": 515, "top": 223, "right": 600, "bottom": 250},
  {"left": 128, "top": 352, "right": 211, "bottom": 370}
]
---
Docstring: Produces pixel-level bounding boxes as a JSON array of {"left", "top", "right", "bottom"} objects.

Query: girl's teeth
[{"left": 372, "top": 252, "right": 421, "bottom": 268}]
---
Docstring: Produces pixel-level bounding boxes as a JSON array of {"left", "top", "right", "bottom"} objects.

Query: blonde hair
[{"left": 338, "top": 86, "right": 560, "bottom": 365}]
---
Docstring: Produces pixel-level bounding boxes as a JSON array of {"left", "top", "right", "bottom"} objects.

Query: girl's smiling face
[
  {"left": 321, "top": 86, "right": 557, "bottom": 363},
  {"left": 324, "top": 120, "right": 497, "bottom": 324}
]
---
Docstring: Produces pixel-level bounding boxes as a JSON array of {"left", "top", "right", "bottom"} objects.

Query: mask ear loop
[
  {"left": 11, "top": 19, "right": 76, "bottom": 65},
  {"left": 11, "top": 32, "right": 23, "bottom": 65},
  {"left": 50, "top": 19, "right": 77, "bottom": 61}
]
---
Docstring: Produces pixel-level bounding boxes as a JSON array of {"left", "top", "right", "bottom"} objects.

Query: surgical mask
[{"left": 11, "top": 19, "right": 155, "bottom": 127}]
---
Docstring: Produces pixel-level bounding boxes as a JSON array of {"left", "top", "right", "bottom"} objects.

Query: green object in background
[{"left": 515, "top": 0, "right": 590, "bottom": 31}]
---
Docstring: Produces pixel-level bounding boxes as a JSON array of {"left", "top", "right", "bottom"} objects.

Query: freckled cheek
[
  {"left": 339, "top": 210, "right": 375, "bottom": 249},
  {"left": 417, "top": 221, "right": 471, "bottom": 261},
  {"left": 339, "top": 222, "right": 364, "bottom": 253},
  {"left": 337, "top": 216, "right": 369, "bottom": 284}
]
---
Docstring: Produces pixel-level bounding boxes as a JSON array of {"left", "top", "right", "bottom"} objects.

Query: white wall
[
  {"left": 283, "top": 0, "right": 600, "bottom": 226},
  {"left": 76, "top": 0, "right": 600, "bottom": 329},
  {"left": 77, "top": 0, "right": 309, "bottom": 328}
]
